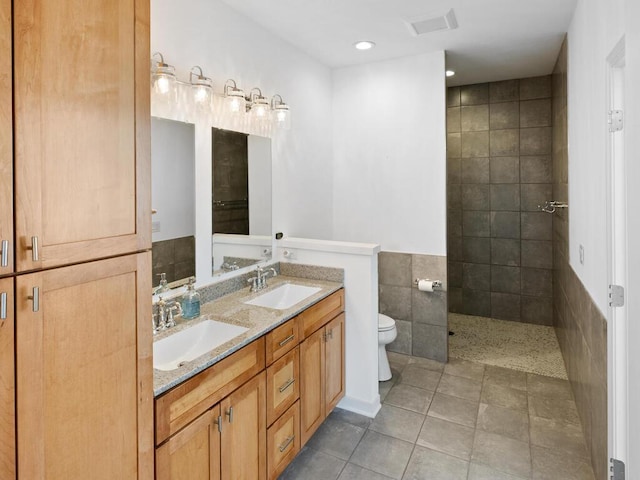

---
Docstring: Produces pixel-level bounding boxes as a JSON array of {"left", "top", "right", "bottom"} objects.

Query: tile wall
[
  {"left": 378, "top": 252, "right": 448, "bottom": 362},
  {"left": 152, "top": 235, "right": 196, "bottom": 286},
  {"left": 551, "top": 38, "right": 607, "bottom": 480},
  {"left": 447, "top": 76, "right": 554, "bottom": 325}
]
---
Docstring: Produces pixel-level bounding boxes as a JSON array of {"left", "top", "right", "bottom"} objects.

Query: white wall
[
  {"left": 151, "top": 0, "right": 334, "bottom": 241},
  {"left": 278, "top": 238, "right": 382, "bottom": 417},
  {"left": 151, "top": 117, "right": 196, "bottom": 242},
  {"left": 568, "top": 0, "right": 640, "bottom": 472},
  {"left": 332, "top": 52, "right": 447, "bottom": 255},
  {"left": 567, "top": 0, "right": 625, "bottom": 311}
]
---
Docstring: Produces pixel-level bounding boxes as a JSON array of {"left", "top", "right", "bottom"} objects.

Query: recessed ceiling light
[
  {"left": 354, "top": 41, "right": 375, "bottom": 50},
  {"left": 445, "top": 70, "right": 456, "bottom": 77}
]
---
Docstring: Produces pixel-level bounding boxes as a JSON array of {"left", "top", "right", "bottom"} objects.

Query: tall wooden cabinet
[
  {"left": 1, "top": 0, "right": 153, "bottom": 478},
  {"left": 16, "top": 254, "right": 153, "bottom": 479},
  {"left": 13, "top": 0, "right": 151, "bottom": 271},
  {"left": 0, "top": 0, "right": 12, "bottom": 277},
  {"left": 0, "top": 278, "right": 14, "bottom": 479}
]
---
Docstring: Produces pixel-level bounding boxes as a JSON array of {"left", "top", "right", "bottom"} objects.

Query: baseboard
[{"left": 337, "top": 394, "right": 381, "bottom": 418}]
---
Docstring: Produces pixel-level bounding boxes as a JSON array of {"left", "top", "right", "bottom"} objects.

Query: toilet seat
[{"left": 378, "top": 313, "right": 396, "bottom": 332}]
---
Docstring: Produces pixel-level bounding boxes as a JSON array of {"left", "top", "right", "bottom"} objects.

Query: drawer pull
[
  {"left": 213, "top": 415, "right": 222, "bottom": 433},
  {"left": 225, "top": 406, "right": 234, "bottom": 423},
  {"left": 278, "top": 435, "right": 295, "bottom": 452},
  {"left": 0, "top": 240, "right": 8, "bottom": 267},
  {"left": 278, "top": 378, "right": 295, "bottom": 393},
  {"left": 0, "top": 292, "right": 6, "bottom": 320},
  {"left": 27, "top": 287, "right": 39, "bottom": 312},
  {"left": 278, "top": 334, "right": 295, "bottom": 347},
  {"left": 27, "top": 236, "right": 39, "bottom": 262}
]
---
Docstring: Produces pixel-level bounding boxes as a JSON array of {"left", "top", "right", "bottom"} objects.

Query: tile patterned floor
[
  {"left": 449, "top": 314, "right": 568, "bottom": 379},
  {"left": 279, "top": 353, "right": 595, "bottom": 480}
]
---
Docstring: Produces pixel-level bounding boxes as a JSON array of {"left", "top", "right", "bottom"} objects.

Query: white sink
[
  {"left": 153, "top": 320, "right": 248, "bottom": 371},
  {"left": 244, "top": 284, "right": 321, "bottom": 310}
]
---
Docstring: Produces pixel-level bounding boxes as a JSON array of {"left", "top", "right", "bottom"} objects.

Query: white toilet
[{"left": 378, "top": 313, "right": 398, "bottom": 381}]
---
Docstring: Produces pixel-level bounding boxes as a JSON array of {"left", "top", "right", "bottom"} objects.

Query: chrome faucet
[
  {"left": 153, "top": 297, "right": 183, "bottom": 334},
  {"left": 247, "top": 266, "right": 278, "bottom": 292}
]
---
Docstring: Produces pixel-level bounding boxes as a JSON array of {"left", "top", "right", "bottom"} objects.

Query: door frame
[{"left": 605, "top": 35, "right": 628, "bottom": 467}]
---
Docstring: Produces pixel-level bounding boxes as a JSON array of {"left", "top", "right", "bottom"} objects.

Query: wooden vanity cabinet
[
  {"left": 155, "top": 341, "right": 266, "bottom": 480},
  {"left": 155, "top": 288, "right": 345, "bottom": 480},
  {"left": 156, "top": 406, "right": 221, "bottom": 480},
  {"left": 156, "top": 373, "right": 266, "bottom": 480},
  {"left": 299, "top": 292, "right": 345, "bottom": 446}
]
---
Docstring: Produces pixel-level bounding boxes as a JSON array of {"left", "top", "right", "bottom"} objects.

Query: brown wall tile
[{"left": 490, "top": 79, "right": 520, "bottom": 103}]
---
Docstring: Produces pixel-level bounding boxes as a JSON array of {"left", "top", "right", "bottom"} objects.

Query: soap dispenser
[{"left": 181, "top": 277, "right": 200, "bottom": 320}]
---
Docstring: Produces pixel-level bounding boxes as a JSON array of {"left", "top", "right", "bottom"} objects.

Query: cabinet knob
[{"left": 0, "top": 240, "right": 8, "bottom": 267}]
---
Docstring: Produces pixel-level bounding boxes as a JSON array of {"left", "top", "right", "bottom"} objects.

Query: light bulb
[
  {"left": 194, "top": 85, "right": 209, "bottom": 103},
  {"left": 156, "top": 76, "right": 170, "bottom": 94},
  {"left": 229, "top": 97, "right": 241, "bottom": 112},
  {"left": 276, "top": 110, "right": 287, "bottom": 122}
]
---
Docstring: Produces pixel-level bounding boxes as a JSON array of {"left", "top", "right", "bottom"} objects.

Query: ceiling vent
[{"left": 406, "top": 9, "right": 458, "bottom": 36}]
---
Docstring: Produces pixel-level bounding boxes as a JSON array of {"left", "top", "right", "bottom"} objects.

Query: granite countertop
[{"left": 153, "top": 275, "right": 343, "bottom": 396}]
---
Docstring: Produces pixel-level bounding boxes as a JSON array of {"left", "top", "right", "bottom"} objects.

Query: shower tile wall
[
  {"left": 378, "top": 252, "right": 448, "bottom": 362},
  {"left": 152, "top": 235, "right": 196, "bottom": 286},
  {"left": 447, "top": 76, "right": 554, "bottom": 325},
  {"left": 551, "top": 38, "right": 607, "bottom": 480}
]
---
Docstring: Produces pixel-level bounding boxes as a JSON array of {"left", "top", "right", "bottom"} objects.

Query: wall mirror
[
  {"left": 150, "top": 111, "right": 274, "bottom": 289},
  {"left": 211, "top": 127, "right": 272, "bottom": 276},
  {"left": 151, "top": 117, "right": 196, "bottom": 287}
]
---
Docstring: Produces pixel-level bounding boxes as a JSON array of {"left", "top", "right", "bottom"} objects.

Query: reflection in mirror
[
  {"left": 151, "top": 117, "right": 196, "bottom": 287},
  {"left": 212, "top": 127, "right": 272, "bottom": 275}
]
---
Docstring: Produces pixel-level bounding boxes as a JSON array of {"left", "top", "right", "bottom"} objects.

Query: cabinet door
[
  {"left": 16, "top": 253, "right": 154, "bottom": 479},
  {"left": 156, "top": 406, "right": 221, "bottom": 480},
  {"left": 221, "top": 372, "right": 266, "bottom": 480},
  {"left": 0, "top": 278, "right": 14, "bottom": 479},
  {"left": 299, "top": 328, "right": 325, "bottom": 446},
  {"left": 325, "top": 313, "right": 345, "bottom": 413},
  {"left": 13, "top": 0, "right": 151, "bottom": 271},
  {"left": 0, "top": 0, "right": 12, "bottom": 275}
]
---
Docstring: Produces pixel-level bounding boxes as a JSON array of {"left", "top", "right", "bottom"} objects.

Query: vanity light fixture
[
  {"left": 247, "top": 88, "right": 270, "bottom": 118},
  {"left": 354, "top": 40, "right": 376, "bottom": 50},
  {"left": 151, "top": 52, "right": 177, "bottom": 97},
  {"left": 190, "top": 66, "right": 213, "bottom": 105},
  {"left": 271, "top": 94, "right": 291, "bottom": 130},
  {"left": 445, "top": 70, "right": 456, "bottom": 77},
  {"left": 223, "top": 79, "right": 246, "bottom": 115}
]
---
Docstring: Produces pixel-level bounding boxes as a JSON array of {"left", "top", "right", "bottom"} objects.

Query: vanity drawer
[
  {"left": 155, "top": 337, "right": 265, "bottom": 445},
  {"left": 267, "top": 400, "right": 300, "bottom": 480},
  {"left": 266, "top": 347, "right": 299, "bottom": 426},
  {"left": 299, "top": 289, "right": 344, "bottom": 339},
  {"left": 265, "top": 317, "right": 299, "bottom": 365}
]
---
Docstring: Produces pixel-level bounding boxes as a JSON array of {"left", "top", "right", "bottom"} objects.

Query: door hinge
[
  {"left": 609, "top": 284, "right": 625, "bottom": 307},
  {"left": 608, "top": 110, "right": 624, "bottom": 132},
  {"left": 610, "top": 458, "right": 625, "bottom": 480}
]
